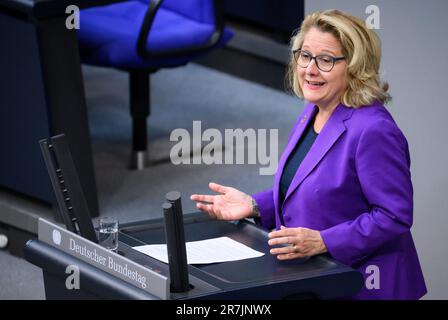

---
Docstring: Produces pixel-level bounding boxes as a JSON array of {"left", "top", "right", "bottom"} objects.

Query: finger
[
  {"left": 190, "top": 194, "right": 215, "bottom": 203},
  {"left": 276, "top": 252, "right": 307, "bottom": 260},
  {"left": 269, "top": 245, "right": 305, "bottom": 260},
  {"left": 269, "top": 227, "right": 301, "bottom": 238},
  {"left": 268, "top": 236, "right": 295, "bottom": 247},
  {"left": 209, "top": 182, "right": 229, "bottom": 194},
  {"left": 269, "top": 245, "right": 296, "bottom": 255}
]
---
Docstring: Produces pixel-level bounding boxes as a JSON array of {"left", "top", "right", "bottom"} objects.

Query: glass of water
[{"left": 98, "top": 217, "right": 119, "bottom": 252}]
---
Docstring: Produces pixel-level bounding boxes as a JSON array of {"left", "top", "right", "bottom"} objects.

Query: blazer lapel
[
  {"left": 283, "top": 103, "right": 354, "bottom": 203},
  {"left": 273, "top": 104, "right": 318, "bottom": 220}
]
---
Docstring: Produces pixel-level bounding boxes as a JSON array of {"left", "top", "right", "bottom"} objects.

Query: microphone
[{"left": 163, "top": 191, "right": 189, "bottom": 292}]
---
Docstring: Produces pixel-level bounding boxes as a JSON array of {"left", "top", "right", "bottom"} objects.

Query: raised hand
[{"left": 190, "top": 182, "right": 253, "bottom": 221}]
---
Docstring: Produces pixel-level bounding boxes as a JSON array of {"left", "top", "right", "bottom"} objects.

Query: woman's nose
[{"left": 306, "top": 59, "right": 319, "bottom": 75}]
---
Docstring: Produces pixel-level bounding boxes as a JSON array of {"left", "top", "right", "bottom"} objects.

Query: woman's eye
[
  {"left": 301, "top": 53, "right": 311, "bottom": 59},
  {"left": 319, "top": 56, "right": 332, "bottom": 64}
]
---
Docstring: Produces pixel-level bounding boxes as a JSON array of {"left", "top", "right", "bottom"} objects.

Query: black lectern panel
[
  {"left": 25, "top": 213, "right": 363, "bottom": 300},
  {"left": 119, "top": 212, "right": 363, "bottom": 300}
]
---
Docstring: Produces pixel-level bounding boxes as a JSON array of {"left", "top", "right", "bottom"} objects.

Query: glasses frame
[{"left": 293, "top": 49, "right": 345, "bottom": 72}]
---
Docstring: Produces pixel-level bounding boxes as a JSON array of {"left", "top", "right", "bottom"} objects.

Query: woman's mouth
[{"left": 305, "top": 80, "right": 326, "bottom": 90}]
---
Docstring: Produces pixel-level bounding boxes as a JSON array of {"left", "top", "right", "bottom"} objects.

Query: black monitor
[{"left": 39, "top": 134, "right": 97, "bottom": 243}]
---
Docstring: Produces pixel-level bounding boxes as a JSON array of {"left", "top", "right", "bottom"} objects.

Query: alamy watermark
[
  {"left": 170, "top": 121, "right": 278, "bottom": 175},
  {"left": 64, "top": 4, "right": 380, "bottom": 31},
  {"left": 365, "top": 4, "right": 380, "bottom": 29},
  {"left": 65, "top": 5, "right": 80, "bottom": 30},
  {"left": 365, "top": 264, "right": 380, "bottom": 290},
  {"left": 65, "top": 265, "right": 80, "bottom": 290}
]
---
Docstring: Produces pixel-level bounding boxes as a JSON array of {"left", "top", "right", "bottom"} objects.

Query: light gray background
[{"left": 306, "top": 0, "right": 448, "bottom": 299}]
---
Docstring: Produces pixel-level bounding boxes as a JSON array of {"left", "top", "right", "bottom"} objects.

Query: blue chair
[{"left": 77, "top": 0, "right": 233, "bottom": 168}]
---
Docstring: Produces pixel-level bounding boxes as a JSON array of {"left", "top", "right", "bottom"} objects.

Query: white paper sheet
[{"left": 133, "top": 236, "right": 265, "bottom": 264}]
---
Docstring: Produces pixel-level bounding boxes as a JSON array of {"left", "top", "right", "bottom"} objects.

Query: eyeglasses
[{"left": 293, "top": 49, "right": 345, "bottom": 72}]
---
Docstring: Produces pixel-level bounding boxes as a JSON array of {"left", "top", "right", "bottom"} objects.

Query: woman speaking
[{"left": 191, "top": 10, "right": 426, "bottom": 300}]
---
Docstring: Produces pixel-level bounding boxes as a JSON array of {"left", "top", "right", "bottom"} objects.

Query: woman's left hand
[{"left": 268, "top": 226, "right": 327, "bottom": 260}]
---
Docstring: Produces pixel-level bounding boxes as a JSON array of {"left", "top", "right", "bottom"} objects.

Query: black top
[{"left": 279, "top": 118, "right": 318, "bottom": 205}]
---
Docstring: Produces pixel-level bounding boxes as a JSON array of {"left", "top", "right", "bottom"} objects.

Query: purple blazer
[{"left": 253, "top": 102, "right": 427, "bottom": 300}]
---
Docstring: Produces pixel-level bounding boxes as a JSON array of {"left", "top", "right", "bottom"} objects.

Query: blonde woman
[{"left": 191, "top": 10, "right": 426, "bottom": 299}]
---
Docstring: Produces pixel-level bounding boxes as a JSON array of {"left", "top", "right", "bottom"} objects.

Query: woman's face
[{"left": 298, "top": 28, "right": 347, "bottom": 110}]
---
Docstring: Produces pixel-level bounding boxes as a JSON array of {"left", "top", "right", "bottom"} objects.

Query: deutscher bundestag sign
[{"left": 38, "top": 218, "right": 169, "bottom": 299}]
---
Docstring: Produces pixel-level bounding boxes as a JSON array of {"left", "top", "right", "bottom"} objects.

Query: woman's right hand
[{"left": 190, "top": 182, "right": 254, "bottom": 221}]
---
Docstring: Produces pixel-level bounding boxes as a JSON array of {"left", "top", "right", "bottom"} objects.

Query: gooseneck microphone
[{"left": 163, "top": 191, "right": 190, "bottom": 292}]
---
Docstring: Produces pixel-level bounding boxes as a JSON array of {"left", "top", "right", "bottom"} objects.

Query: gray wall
[{"left": 305, "top": 0, "right": 448, "bottom": 299}]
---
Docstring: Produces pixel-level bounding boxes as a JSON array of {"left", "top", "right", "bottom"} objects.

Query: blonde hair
[{"left": 286, "top": 10, "right": 391, "bottom": 107}]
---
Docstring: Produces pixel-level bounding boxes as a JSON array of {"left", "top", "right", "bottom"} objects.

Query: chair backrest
[{"left": 138, "top": 0, "right": 215, "bottom": 24}]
